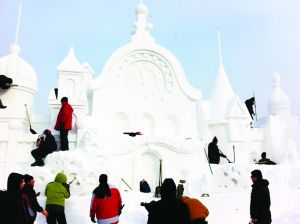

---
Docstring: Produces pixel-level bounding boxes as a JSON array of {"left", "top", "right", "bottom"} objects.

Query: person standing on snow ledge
[
  {"left": 0, "top": 74, "right": 13, "bottom": 109},
  {"left": 250, "top": 169, "right": 272, "bottom": 224},
  {"left": 245, "top": 97, "right": 256, "bottom": 120},
  {"left": 208, "top": 136, "right": 227, "bottom": 164},
  {"left": 54, "top": 97, "right": 73, "bottom": 151}
]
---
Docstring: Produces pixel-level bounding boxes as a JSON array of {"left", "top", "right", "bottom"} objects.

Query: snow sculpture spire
[
  {"left": 267, "top": 73, "right": 291, "bottom": 116},
  {"left": 14, "top": 3, "right": 22, "bottom": 45},
  {"left": 210, "top": 31, "right": 235, "bottom": 123},
  {"left": 131, "top": 3, "right": 155, "bottom": 43}
]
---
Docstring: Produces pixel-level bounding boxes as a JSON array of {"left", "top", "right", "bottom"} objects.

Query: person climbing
[
  {"left": 181, "top": 196, "right": 209, "bottom": 224},
  {"left": 245, "top": 97, "right": 256, "bottom": 120},
  {"left": 0, "top": 74, "right": 13, "bottom": 109},
  {"left": 208, "top": 136, "right": 227, "bottom": 164},
  {"left": 90, "top": 174, "right": 123, "bottom": 224},
  {"left": 54, "top": 97, "right": 73, "bottom": 151},
  {"left": 256, "top": 152, "right": 276, "bottom": 165},
  {"left": 147, "top": 178, "right": 191, "bottom": 224},
  {"left": 45, "top": 173, "right": 70, "bottom": 224},
  {"left": 31, "top": 129, "right": 57, "bottom": 167},
  {"left": 22, "top": 175, "right": 48, "bottom": 224}
]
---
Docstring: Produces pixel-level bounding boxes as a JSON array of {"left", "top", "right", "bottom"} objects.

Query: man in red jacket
[{"left": 54, "top": 97, "right": 73, "bottom": 151}]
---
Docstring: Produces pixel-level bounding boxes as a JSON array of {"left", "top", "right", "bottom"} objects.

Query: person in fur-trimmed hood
[
  {"left": 31, "top": 129, "right": 57, "bottom": 167},
  {"left": 90, "top": 174, "right": 122, "bottom": 224}
]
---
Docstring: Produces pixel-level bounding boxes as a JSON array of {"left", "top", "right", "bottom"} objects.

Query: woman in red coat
[{"left": 54, "top": 97, "right": 73, "bottom": 151}]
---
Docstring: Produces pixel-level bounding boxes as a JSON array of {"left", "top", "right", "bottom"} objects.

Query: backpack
[
  {"left": 140, "top": 180, "right": 151, "bottom": 193},
  {"left": 21, "top": 193, "right": 36, "bottom": 223}
]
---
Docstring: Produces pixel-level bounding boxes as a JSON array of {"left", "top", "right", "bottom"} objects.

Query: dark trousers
[
  {"left": 31, "top": 147, "right": 50, "bottom": 162},
  {"left": 256, "top": 219, "right": 272, "bottom": 224},
  {"left": 192, "top": 218, "right": 207, "bottom": 224},
  {"left": 46, "top": 211, "right": 67, "bottom": 224},
  {"left": 60, "top": 129, "right": 69, "bottom": 151}
]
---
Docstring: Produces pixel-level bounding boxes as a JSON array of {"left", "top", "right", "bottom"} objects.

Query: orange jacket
[{"left": 182, "top": 196, "right": 209, "bottom": 221}]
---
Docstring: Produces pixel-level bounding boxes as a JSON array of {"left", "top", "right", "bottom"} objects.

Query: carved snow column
[{"left": 48, "top": 47, "right": 88, "bottom": 148}]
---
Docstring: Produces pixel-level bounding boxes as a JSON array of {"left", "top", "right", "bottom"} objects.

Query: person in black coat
[
  {"left": 0, "top": 190, "right": 22, "bottom": 224},
  {"left": 22, "top": 175, "right": 48, "bottom": 224},
  {"left": 7, "top": 172, "right": 26, "bottom": 224},
  {"left": 257, "top": 152, "right": 276, "bottom": 165},
  {"left": 250, "top": 170, "right": 272, "bottom": 224},
  {"left": 147, "top": 178, "right": 191, "bottom": 224},
  {"left": 208, "top": 136, "right": 227, "bottom": 164},
  {"left": 0, "top": 74, "right": 13, "bottom": 109},
  {"left": 245, "top": 97, "right": 255, "bottom": 120},
  {"left": 31, "top": 129, "right": 57, "bottom": 167}
]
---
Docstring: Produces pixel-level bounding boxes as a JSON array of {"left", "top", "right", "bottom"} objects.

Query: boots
[{"left": 0, "top": 99, "right": 7, "bottom": 109}]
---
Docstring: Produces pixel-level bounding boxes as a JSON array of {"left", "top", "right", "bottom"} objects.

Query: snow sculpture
[
  {"left": 281, "top": 139, "right": 298, "bottom": 164},
  {"left": 288, "top": 163, "right": 300, "bottom": 191},
  {"left": 273, "top": 209, "right": 300, "bottom": 224}
]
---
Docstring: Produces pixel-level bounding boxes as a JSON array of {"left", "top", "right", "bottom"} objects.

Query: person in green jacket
[{"left": 45, "top": 173, "right": 70, "bottom": 224}]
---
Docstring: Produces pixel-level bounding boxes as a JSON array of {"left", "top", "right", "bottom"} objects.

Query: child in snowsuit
[{"left": 45, "top": 173, "right": 70, "bottom": 224}]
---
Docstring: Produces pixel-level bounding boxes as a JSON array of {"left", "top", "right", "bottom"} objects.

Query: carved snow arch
[
  {"left": 112, "top": 112, "right": 129, "bottom": 133},
  {"left": 137, "top": 113, "right": 154, "bottom": 136},
  {"left": 165, "top": 114, "right": 179, "bottom": 138}
]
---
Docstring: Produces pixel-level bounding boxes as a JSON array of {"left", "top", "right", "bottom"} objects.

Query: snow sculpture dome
[
  {"left": 135, "top": 3, "right": 148, "bottom": 15},
  {"left": 267, "top": 73, "right": 291, "bottom": 116},
  {"left": 0, "top": 44, "right": 38, "bottom": 108}
]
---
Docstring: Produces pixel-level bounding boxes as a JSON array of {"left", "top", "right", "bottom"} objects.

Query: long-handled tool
[
  {"left": 204, "top": 147, "right": 213, "bottom": 175},
  {"left": 233, "top": 145, "right": 236, "bottom": 163},
  {"left": 24, "top": 104, "right": 37, "bottom": 134},
  {"left": 69, "top": 176, "right": 77, "bottom": 184},
  {"left": 218, "top": 149, "right": 233, "bottom": 163},
  {"left": 253, "top": 91, "right": 257, "bottom": 121},
  {"left": 155, "top": 159, "right": 162, "bottom": 198},
  {"left": 121, "top": 178, "right": 132, "bottom": 190},
  {"left": 12, "top": 84, "right": 25, "bottom": 87}
]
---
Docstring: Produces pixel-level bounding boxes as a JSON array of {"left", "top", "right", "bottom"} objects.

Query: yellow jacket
[{"left": 181, "top": 196, "right": 209, "bottom": 221}]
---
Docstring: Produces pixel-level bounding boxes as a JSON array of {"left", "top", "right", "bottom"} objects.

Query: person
[
  {"left": 245, "top": 97, "right": 256, "bottom": 120},
  {"left": 90, "top": 174, "right": 122, "bottom": 224},
  {"left": 208, "top": 136, "right": 227, "bottom": 164},
  {"left": 147, "top": 178, "right": 191, "bottom": 224},
  {"left": 256, "top": 152, "right": 276, "bottom": 165},
  {"left": 250, "top": 170, "right": 272, "bottom": 224},
  {"left": 31, "top": 129, "right": 57, "bottom": 167},
  {"left": 0, "top": 190, "right": 22, "bottom": 224},
  {"left": 54, "top": 97, "right": 73, "bottom": 151},
  {"left": 181, "top": 196, "right": 209, "bottom": 224},
  {"left": 45, "top": 173, "right": 70, "bottom": 224},
  {"left": 22, "top": 175, "right": 48, "bottom": 224},
  {"left": 7, "top": 172, "right": 26, "bottom": 224},
  {"left": 0, "top": 74, "right": 13, "bottom": 109}
]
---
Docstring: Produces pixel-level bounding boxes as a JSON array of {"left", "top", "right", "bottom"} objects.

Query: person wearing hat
[
  {"left": 54, "top": 97, "right": 74, "bottom": 151},
  {"left": 208, "top": 136, "right": 227, "bottom": 164},
  {"left": 0, "top": 74, "right": 13, "bottom": 109},
  {"left": 45, "top": 173, "right": 70, "bottom": 224},
  {"left": 90, "top": 174, "right": 122, "bottom": 224},
  {"left": 31, "top": 129, "right": 57, "bottom": 167},
  {"left": 22, "top": 175, "right": 48, "bottom": 223},
  {"left": 250, "top": 170, "right": 272, "bottom": 224},
  {"left": 245, "top": 97, "right": 256, "bottom": 120},
  {"left": 147, "top": 178, "right": 190, "bottom": 224}
]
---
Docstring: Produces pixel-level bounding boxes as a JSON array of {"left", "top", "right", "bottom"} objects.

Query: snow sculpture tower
[
  {"left": 0, "top": 44, "right": 38, "bottom": 133},
  {"left": 256, "top": 73, "right": 300, "bottom": 163}
]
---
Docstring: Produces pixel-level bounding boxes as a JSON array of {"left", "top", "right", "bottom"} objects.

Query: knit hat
[
  {"left": 61, "top": 97, "right": 68, "bottom": 102},
  {"left": 99, "top": 174, "right": 108, "bottom": 184},
  {"left": 213, "top": 136, "right": 218, "bottom": 143},
  {"left": 24, "top": 174, "right": 33, "bottom": 183},
  {"left": 251, "top": 170, "right": 263, "bottom": 180}
]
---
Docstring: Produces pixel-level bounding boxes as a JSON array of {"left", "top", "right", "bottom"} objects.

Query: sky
[{"left": 0, "top": 0, "right": 300, "bottom": 118}]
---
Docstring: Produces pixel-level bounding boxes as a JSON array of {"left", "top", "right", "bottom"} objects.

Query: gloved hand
[
  {"left": 91, "top": 217, "right": 96, "bottom": 223},
  {"left": 60, "top": 122, "right": 65, "bottom": 129}
]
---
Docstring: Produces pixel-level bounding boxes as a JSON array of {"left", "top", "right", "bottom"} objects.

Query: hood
[
  {"left": 160, "top": 178, "right": 176, "bottom": 199},
  {"left": 253, "top": 179, "right": 269, "bottom": 187},
  {"left": 54, "top": 173, "right": 67, "bottom": 184},
  {"left": 43, "top": 129, "right": 51, "bottom": 135},
  {"left": 7, "top": 173, "right": 24, "bottom": 198}
]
